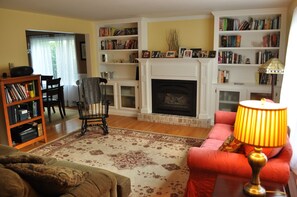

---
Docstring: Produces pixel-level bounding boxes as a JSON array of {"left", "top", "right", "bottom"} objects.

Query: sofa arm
[
  {"left": 187, "top": 147, "right": 291, "bottom": 184},
  {"left": 214, "top": 111, "right": 237, "bottom": 125}
]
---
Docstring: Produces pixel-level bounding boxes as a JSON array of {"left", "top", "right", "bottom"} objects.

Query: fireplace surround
[{"left": 137, "top": 58, "right": 214, "bottom": 127}]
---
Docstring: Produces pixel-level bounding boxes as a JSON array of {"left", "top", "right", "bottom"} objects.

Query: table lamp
[
  {"left": 258, "top": 58, "right": 284, "bottom": 101},
  {"left": 233, "top": 99, "right": 287, "bottom": 196}
]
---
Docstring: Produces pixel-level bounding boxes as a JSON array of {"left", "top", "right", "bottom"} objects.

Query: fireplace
[{"left": 152, "top": 79, "right": 197, "bottom": 117}]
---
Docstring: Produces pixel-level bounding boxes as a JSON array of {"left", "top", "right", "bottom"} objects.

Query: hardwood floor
[{"left": 20, "top": 114, "right": 211, "bottom": 152}]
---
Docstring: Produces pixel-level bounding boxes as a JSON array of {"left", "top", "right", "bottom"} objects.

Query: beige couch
[{"left": 0, "top": 145, "right": 131, "bottom": 197}]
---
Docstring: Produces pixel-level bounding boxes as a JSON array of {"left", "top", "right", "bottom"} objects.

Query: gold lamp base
[
  {"left": 244, "top": 147, "right": 268, "bottom": 197},
  {"left": 243, "top": 182, "right": 266, "bottom": 197}
]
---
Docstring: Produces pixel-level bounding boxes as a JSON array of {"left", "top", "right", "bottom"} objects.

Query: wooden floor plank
[{"left": 20, "top": 114, "right": 211, "bottom": 152}]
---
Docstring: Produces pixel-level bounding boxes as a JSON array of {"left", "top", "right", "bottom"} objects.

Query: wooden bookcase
[{"left": 0, "top": 75, "right": 47, "bottom": 149}]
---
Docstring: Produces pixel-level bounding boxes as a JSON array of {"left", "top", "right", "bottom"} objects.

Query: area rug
[{"left": 29, "top": 127, "right": 203, "bottom": 196}]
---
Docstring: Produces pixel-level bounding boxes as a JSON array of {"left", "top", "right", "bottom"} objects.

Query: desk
[{"left": 213, "top": 175, "right": 286, "bottom": 197}]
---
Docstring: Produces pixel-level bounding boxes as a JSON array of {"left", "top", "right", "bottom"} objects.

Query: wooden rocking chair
[{"left": 76, "top": 77, "right": 109, "bottom": 135}]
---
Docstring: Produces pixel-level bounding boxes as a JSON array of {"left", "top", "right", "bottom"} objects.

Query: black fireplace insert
[{"left": 152, "top": 79, "right": 197, "bottom": 117}]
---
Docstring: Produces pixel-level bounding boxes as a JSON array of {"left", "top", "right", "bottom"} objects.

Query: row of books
[
  {"left": 7, "top": 102, "right": 38, "bottom": 125},
  {"left": 101, "top": 39, "right": 138, "bottom": 50},
  {"left": 219, "top": 15, "right": 281, "bottom": 31},
  {"left": 5, "top": 83, "right": 35, "bottom": 104},
  {"left": 218, "top": 70, "right": 230, "bottom": 83},
  {"left": 218, "top": 51, "right": 243, "bottom": 64},
  {"left": 99, "top": 27, "right": 138, "bottom": 37},
  {"left": 255, "top": 50, "right": 278, "bottom": 64},
  {"left": 263, "top": 33, "right": 280, "bottom": 47},
  {"left": 220, "top": 35, "right": 241, "bottom": 47},
  {"left": 259, "top": 73, "right": 277, "bottom": 85}
]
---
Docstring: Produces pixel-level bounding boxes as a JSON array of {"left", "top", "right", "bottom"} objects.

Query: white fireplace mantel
[{"left": 137, "top": 58, "right": 214, "bottom": 119}]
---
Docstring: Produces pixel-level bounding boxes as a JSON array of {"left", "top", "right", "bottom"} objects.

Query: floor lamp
[
  {"left": 233, "top": 99, "right": 287, "bottom": 196},
  {"left": 258, "top": 58, "right": 285, "bottom": 101}
]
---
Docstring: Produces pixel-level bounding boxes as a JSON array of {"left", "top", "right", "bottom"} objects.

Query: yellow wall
[
  {"left": 0, "top": 8, "right": 98, "bottom": 76},
  {"left": 148, "top": 17, "right": 214, "bottom": 52}
]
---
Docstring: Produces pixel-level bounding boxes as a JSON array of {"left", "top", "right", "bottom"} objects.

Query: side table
[{"left": 212, "top": 174, "right": 287, "bottom": 197}]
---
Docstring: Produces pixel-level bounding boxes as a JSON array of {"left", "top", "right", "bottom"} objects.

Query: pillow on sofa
[
  {"left": 5, "top": 163, "right": 89, "bottom": 196},
  {"left": 0, "top": 154, "right": 45, "bottom": 164},
  {"left": 219, "top": 134, "right": 242, "bottom": 152},
  {"left": 243, "top": 145, "right": 283, "bottom": 159},
  {"left": 0, "top": 167, "right": 39, "bottom": 197}
]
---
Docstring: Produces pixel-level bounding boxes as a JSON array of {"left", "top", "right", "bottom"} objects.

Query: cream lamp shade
[{"left": 258, "top": 58, "right": 285, "bottom": 75}]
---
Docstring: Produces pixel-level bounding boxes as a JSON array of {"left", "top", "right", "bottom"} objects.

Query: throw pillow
[
  {"left": 219, "top": 134, "right": 242, "bottom": 152},
  {"left": 0, "top": 154, "right": 45, "bottom": 164},
  {"left": 5, "top": 163, "right": 89, "bottom": 196},
  {"left": 243, "top": 145, "right": 283, "bottom": 159},
  {"left": 0, "top": 167, "right": 40, "bottom": 197}
]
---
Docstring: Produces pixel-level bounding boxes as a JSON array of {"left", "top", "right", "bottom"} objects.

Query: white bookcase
[
  {"left": 96, "top": 18, "right": 147, "bottom": 116},
  {"left": 211, "top": 8, "right": 287, "bottom": 112}
]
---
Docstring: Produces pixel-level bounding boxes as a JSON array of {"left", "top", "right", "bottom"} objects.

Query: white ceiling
[{"left": 0, "top": 0, "right": 292, "bottom": 21}]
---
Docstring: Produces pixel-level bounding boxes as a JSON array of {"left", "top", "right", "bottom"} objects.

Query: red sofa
[{"left": 185, "top": 111, "right": 293, "bottom": 197}]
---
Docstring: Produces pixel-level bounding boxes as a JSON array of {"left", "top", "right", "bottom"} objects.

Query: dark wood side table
[{"left": 212, "top": 174, "right": 287, "bottom": 197}]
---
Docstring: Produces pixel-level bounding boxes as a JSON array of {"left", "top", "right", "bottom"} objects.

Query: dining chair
[{"left": 42, "top": 78, "right": 64, "bottom": 122}]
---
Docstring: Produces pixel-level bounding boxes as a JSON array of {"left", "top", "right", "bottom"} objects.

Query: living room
[{"left": 0, "top": 0, "right": 297, "bottom": 196}]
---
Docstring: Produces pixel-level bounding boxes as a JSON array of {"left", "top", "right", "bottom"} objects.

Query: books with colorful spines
[
  {"left": 220, "top": 36, "right": 228, "bottom": 47},
  {"left": 5, "top": 87, "right": 12, "bottom": 103}
]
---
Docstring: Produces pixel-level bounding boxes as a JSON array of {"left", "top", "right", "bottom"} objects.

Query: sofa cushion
[
  {"left": 243, "top": 145, "right": 283, "bottom": 159},
  {"left": 0, "top": 167, "right": 39, "bottom": 197},
  {"left": 219, "top": 135, "right": 242, "bottom": 152},
  {"left": 5, "top": 163, "right": 89, "bottom": 196},
  {"left": 207, "top": 123, "right": 233, "bottom": 141},
  {"left": 0, "top": 154, "right": 45, "bottom": 164},
  {"left": 201, "top": 139, "right": 224, "bottom": 150}
]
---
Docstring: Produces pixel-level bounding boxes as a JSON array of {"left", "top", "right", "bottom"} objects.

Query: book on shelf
[
  {"left": 258, "top": 73, "right": 277, "bottom": 85},
  {"left": 218, "top": 51, "right": 243, "bottom": 64},
  {"left": 220, "top": 15, "right": 281, "bottom": 31},
  {"left": 101, "top": 39, "right": 138, "bottom": 50},
  {"left": 218, "top": 70, "right": 230, "bottom": 83},
  {"left": 255, "top": 50, "right": 278, "bottom": 64},
  {"left": 220, "top": 35, "right": 241, "bottom": 47},
  {"left": 99, "top": 27, "right": 137, "bottom": 37}
]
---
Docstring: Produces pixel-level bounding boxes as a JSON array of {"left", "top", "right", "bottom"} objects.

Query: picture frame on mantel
[
  {"left": 166, "top": 51, "right": 176, "bottom": 58},
  {"left": 183, "top": 50, "right": 192, "bottom": 58},
  {"left": 178, "top": 47, "right": 186, "bottom": 58}
]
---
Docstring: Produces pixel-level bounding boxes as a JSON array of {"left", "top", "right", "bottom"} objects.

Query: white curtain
[
  {"left": 280, "top": 7, "right": 297, "bottom": 174},
  {"left": 30, "top": 36, "right": 53, "bottom": 75},
  {"left": 30, "top": 34, "right": 79, "bottom": 107},
  {"left": 55, "top": 35, "right": 79, "bottom": 106}
]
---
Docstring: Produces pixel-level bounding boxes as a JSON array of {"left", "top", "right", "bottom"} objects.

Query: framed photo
[
  {"left": 183, "top": 50, "right": 192, "bottom": 58},
  {"left": 151, "top": 51, "right": 161, "bottom": 58},
  {"left": 165, "top": 51, "right": 176, "bottom": 58},
  {"left": 191, "top": 48, "right": 202, "bottom": 58},
  {"left": 200, "top": 50, "right": 208, "bottom": 58},
  {"left": 80, "top": 42, "right": 86, "bottom": 60},
  {"left": 208, "top": 50, "right": 216, "bottom": 58},
  {"left": 142, "top": 50, "right": 150, "bottom": 58},
  {"left": 178, "top": 47, "right": 187, "bottom": 58}
]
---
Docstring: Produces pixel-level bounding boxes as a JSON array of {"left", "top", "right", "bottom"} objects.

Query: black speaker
[{"left": 10, "top": 66, "right": 34, "bottom": 77}]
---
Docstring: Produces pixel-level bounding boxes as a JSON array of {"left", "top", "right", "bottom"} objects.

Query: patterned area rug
[{"left": 29, "top": 127, "right": 203, "bottom": 196}]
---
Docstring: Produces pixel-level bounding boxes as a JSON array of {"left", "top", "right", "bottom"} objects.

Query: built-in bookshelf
[
  {"left": 0, "top": 75, "right": 47, "bottom": 149},
  {"left": 96, "top": 18, "right": 147, "bottom": 116},
  {"left": 211, "top": 8, "right": 286, "bottom": 112}
]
